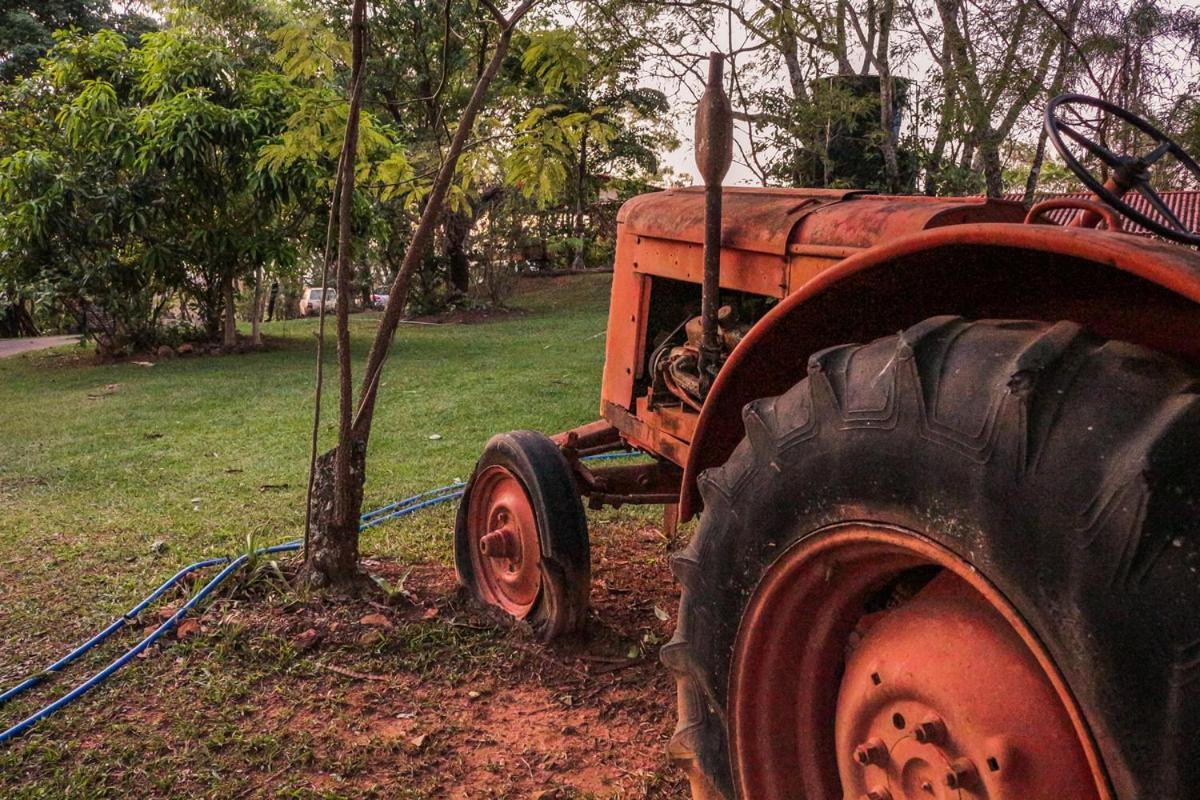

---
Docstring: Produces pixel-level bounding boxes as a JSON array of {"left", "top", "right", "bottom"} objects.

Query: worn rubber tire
[
  {"left": 455, "top": 430, "right": 590, "bottom": 640},
  {"left": 664, "top": 316, "right": 1200, "bottom": 799}
]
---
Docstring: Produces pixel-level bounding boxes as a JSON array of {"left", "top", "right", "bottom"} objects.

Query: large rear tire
[{"left": 666, "top": 317, "right": 1200, "bottom": 799}]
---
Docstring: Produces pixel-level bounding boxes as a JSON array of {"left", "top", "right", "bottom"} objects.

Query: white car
[{"left": 299, "top": 287, "right": 336, "bottom": 317}]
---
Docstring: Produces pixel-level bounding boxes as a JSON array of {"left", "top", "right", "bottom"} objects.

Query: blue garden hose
[
  {"left": 0, "top": 450, "right": 641, "bottom": 744},
  {"left": 0, "top": 491, "right": 459, "bottom": 745},
  {"left": 0, "top": 544, "right": 300, "bottom": 744},
  {"left": 0, "top": 556, "right": 230, "bottom": 708}
]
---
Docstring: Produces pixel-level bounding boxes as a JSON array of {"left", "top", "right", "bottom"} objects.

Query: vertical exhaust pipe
[{"left": 695, "top": 52, "right": 733, "bottom": 395}]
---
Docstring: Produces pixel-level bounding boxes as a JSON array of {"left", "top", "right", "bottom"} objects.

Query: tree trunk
[
  {"left": 874, "top": 0, "right": 900, "bottom": 194},
  {"left": 251, "top": 265, "right": 263, "bottom": 347},
  {"left": 979, "top": 131, "right": 1004, "bottom": 198},
  {"left": 359, "top": 256, "right": 373, "bottom": 309},
  {"left": 570, "top": 132, "right": 588, "bottom": 271},
  {"left": 1024, "top": 126, "right": 1049, "bottom": 204},
  {"left": 444, "top": 210, "right": 472, "bottom": 297},
  {"left": 0, "top": 296, "right": 39, "bottom": 337},
  {"left": 222, "top": 271, "right": 237, "bottom": 348},
  {"left": 302, "top": 0, "right": 539, "bottom": 592},
  {"left": 305, "top": 442, "right": 367, "bottom": 588},
  {"left": 303, "top": 0, "right": 368, "bottom": 590}
]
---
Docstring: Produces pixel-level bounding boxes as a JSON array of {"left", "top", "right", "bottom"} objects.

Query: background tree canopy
[{"left": 0, "top": 0, "right": 1196, "bottom": 343}]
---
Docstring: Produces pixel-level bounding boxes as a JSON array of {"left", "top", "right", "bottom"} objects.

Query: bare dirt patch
[{"left": 0, "top": 520, "right": 688, "bottom": 799}]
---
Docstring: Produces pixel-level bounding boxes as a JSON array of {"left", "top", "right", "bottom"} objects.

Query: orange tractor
[{"left": 456, "top": 54, "right": 1200, "bottom": 800}]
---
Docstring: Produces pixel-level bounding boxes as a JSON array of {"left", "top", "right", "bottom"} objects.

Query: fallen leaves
[
  {"left": 175, "top": 619, "right": 201, "bottom": 639},
  {"left": 293, "top": 628, "right": 322, "bottom": 652}
]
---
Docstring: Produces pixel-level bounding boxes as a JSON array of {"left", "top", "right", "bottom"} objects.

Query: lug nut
[
  {"left": 914, "top": 714, "right": 946, "bottom": 745},
  {"left": 944, "top": 757, "right": 979, "bottom": 790},
  {"left": 853, "top": 737, "right": 889, "bottom": 767}
]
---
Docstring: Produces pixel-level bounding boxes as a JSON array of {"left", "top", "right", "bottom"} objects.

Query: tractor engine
[{"left": 649, "top": 306, "right": 749, "bottom": 411}]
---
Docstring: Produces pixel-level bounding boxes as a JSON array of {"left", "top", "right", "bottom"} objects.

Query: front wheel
[
  {"left": 666, "top": 317, "right": 1200, "bottom": 799},
  {"left": 455, "top": 430, "right": 590, "bottom": 640}
]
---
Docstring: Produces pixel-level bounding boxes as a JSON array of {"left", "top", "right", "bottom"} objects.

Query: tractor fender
[{"left": 681, "top": 222, "right": 1200, "bottom": 519}]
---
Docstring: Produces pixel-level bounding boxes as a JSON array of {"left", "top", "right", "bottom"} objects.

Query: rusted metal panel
[
  {"left": 635, "top": 397, "right": 698, "bottom": 444},
  {"left": 793, "top": 195, "right": 1026, "bottom": 249},
  {"left": 631, "top": 238, "right": 788, "bottom": 298},
  {"left": 599, "top": 250, "right": 650, "bottom": 413},
  {"left": 681, "top": 223, "right": 1200, "bottom": 519},
  {"left": 602, "top": 400, "right": 690, "bottom": 467},
  {"left": 618, "top": 187, "right": 862, "bottom": 256},
  {"left": 604, "top": 191, "right": 1027, "bottom": 420}
]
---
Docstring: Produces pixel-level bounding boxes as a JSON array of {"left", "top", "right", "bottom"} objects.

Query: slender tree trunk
[
  {"left": 875, "top": 0, "right": 900, "bottom": 194},
  {"left": 222, "top": 271, "right": 237, "bottom": 348},
  {"left": 1026, "top": 12, "right": 1077, "bottom": 204},
  {"left": 359, "top": 256, "right": 373, "bottom": 308},
  {"left": 444, "top": 210, "right": 472, "bottom": 297},
  {"left": 979, "top": 130, "right": 1004, "bottom": 198},
  {"left": 303, "top": 0, "right": 369, "bottom": 590},
  {"left": 570, "top": 132, "right": 588, "bottom": 270},
  {"left": 923, "top": 39, "right": 955, "bottom": 196},
  {"left": 351, "top": 0, "right": 538, "bottom": 443},
  {"left": 1024, "top": 127, "right": 1049, "bottom": 204},
  {"left": 303, "top": 0, "right": 539, "bottom": 590},
  {"left": 251, "top": 265, "right": 263, "bottom": 347}
]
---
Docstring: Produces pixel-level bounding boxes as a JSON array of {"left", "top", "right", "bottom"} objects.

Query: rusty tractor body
[{"left": 456, "top": 80, "right": 1200, "bottom": 800}]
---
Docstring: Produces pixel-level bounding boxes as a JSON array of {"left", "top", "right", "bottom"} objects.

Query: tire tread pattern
[{"left": 666, "top": 317, "right": 1200, "bottom": 799}]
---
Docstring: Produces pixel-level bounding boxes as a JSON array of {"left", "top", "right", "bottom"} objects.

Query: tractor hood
[{"left": 618, "top": 187, "right": 1026, "bottom": 255}]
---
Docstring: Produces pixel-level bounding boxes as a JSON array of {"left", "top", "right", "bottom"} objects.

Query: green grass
[
  {"left": 0, "top": 274, "right": 612, "bottom": 634},
  {"left": 0, "top": 274, "right": 690, "bottom": 799},
  {"left": 0, "top": 273, "right": 689, "bottom": 798}
]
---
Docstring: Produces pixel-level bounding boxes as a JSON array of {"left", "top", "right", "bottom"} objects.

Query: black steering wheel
[{"left": 1045, "top": 93, "right": 1200, "bottom": 246}]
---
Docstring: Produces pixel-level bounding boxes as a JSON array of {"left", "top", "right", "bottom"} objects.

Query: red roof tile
[{"left": 1004, "top": 190, "right": 1200, "bottom": 237}]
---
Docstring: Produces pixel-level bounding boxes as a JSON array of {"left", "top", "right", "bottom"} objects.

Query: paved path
[{"left": 0, "top": 335, "right": 81, "bottom": 359}]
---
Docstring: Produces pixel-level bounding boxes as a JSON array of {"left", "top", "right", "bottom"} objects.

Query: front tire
[
  {"left": 455, "top": 430, "right": 590, "bottom": 640},
  {"left": 666, "top": 317, "right": 1200, "bottom": 799}
]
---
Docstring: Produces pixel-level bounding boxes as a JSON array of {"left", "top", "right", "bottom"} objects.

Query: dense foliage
[
  {"left": 1, "top": 0, "right": 1197, "bottom": 343},
  {"left": 0, "top": 27, "right": 319, "bottom": 351},
  {"left": 0, "top": 0, "right": 675, "bottom": 341}
]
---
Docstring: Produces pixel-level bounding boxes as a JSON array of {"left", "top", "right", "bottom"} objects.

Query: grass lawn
[{"left": 0, "top": 274, "right": 686, "bottom": 799}]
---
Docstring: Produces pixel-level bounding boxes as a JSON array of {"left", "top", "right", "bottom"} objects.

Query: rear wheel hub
[
  {"left": 837, "top": 572, "right": 1093, "bottom": 799},
  {"left": 728, "top": 525, "right": 1108, "bottom": 800}
]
